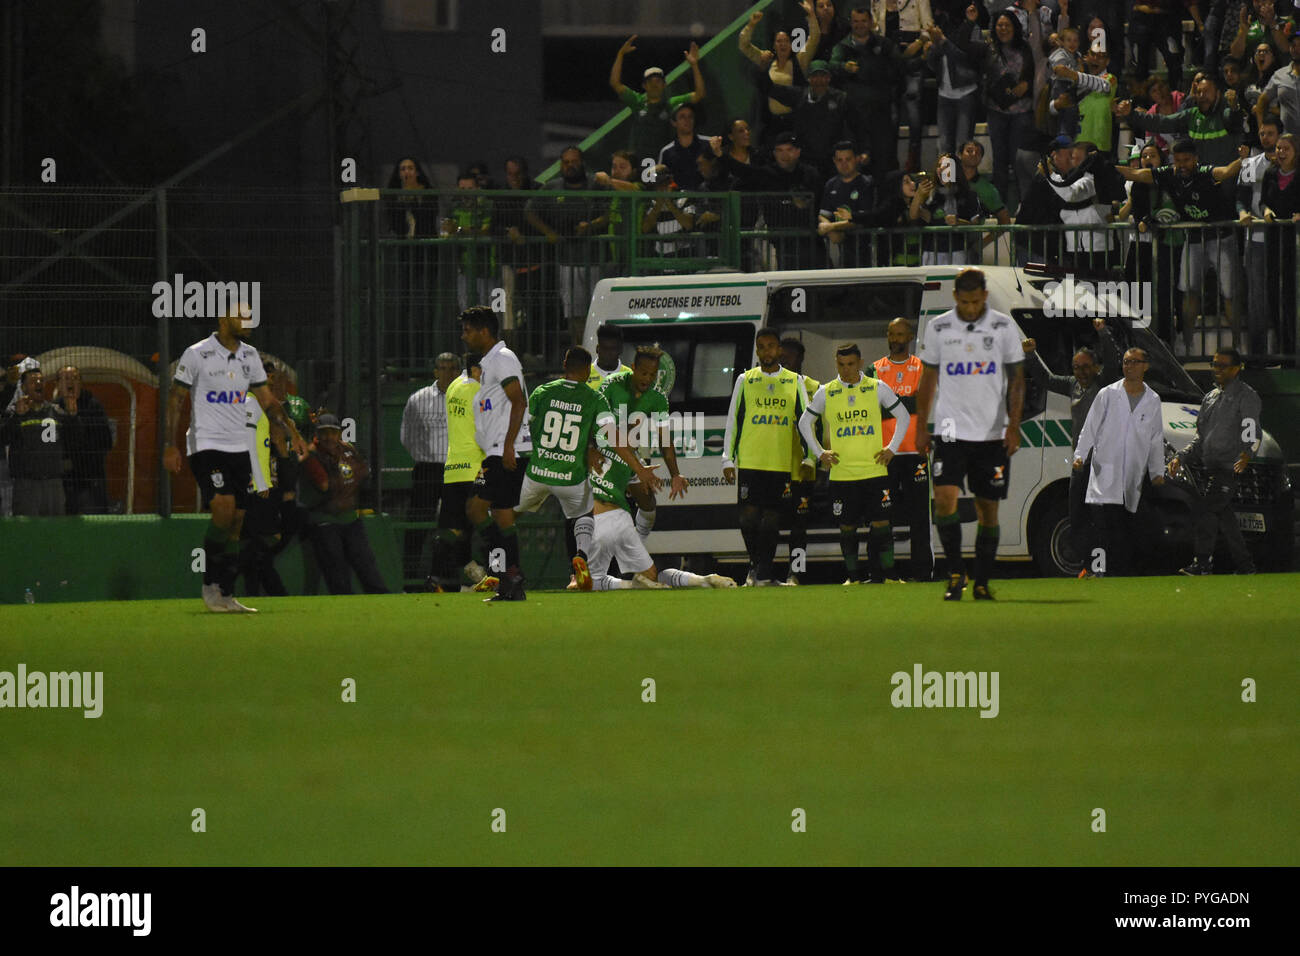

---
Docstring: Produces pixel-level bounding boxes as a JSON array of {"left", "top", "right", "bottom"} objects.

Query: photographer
[{"left": 300, "top": 413, "right": 389, "bottom": 595}]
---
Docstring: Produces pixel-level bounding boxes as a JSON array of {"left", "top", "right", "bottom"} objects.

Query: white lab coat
[{"left": 1074, "top": 381, "right": 1165, "bottom": 512}]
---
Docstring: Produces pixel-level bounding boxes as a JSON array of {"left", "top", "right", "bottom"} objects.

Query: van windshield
[{"left": 1013, "top": 310, "right": 1203, "bottom": 404}]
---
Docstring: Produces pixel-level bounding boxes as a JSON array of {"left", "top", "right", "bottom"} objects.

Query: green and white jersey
[
  {"left": 918, "top": 306, "right": 1023, "bottom": 443},
  {"left": 591, "top": 453, "right": 634, "bottom": 512},
  {"left": 599, "top": 368, "right": 670, "bottom": 457},
  {"left": 526, "top": 378, "right": 614, "bottom": 486}
]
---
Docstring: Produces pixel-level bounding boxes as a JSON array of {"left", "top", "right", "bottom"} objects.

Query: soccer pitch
[{"left": 2, "top": 576, "right": 1296, "bottom": 867}]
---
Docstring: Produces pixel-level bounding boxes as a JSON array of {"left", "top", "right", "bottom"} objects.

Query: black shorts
[
  {"left": 786, "top": 478, "right": 814, "bottom": 516},
  {"left": 190, "top": 449, "right": 252, "bottom": 510},
  {"left": 931, "top": 439, "right": 1010, "bottom": 500},
  {"left": 830, "top": 476, "right": 894, "bottom": 526},
  {"left": 738, "top": 468, "right": 789, "bottom": 509},
  {"left": 888, "top": 453, "right": 931, "bottom": 519},
  {"left": 474, "top": 454, "right": 529, "bottom": 509},
  {"left": 438, "top": 479, "right": 475, "bottom": 532}
]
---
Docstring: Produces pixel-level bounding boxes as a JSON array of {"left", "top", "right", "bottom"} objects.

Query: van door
[{"left": 613, "top": 321, "right": 756, "bottom": 561}]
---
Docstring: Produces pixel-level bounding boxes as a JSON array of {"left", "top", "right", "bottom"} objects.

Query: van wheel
[{"left": 1031, "top": 492, "right": 1084, "bottom": 577}]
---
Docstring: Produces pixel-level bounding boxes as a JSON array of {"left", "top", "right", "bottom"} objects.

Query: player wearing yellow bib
[
  {"left": 800, "top": 343, "right": 910, "bottom": 584},
  {"left": 429, "top": 354, "right": 494, "bottom": 593},
  {"left": 722, "top": 327, "right": 812, "bottom": 586},
  {"left": 780, "top": 337, "right": 819, "bottom": 585}
]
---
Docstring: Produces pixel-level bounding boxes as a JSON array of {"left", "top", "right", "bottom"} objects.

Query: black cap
[
  {"left": 774, "top": 131, "right": 798, "bottom": 147},
  {"left": 316, "top": 413, "right": 342, "bottom": 430}
]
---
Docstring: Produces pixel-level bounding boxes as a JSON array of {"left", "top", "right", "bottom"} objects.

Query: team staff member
[
  {"left": 400, "top": 352, "right": 459, "bottom": 581},
  {"left": 1072, "top": 348, "right": 1167, "bottom": 577},
  {"left": 429, "top": 354, "right": 495, "bottom": 593},
  {"left": 915, "top": 268, "right": 1025, "bottom": 601},
  {"left": 722, "top": 327, "right": 812, "bottom": 586},
  {"left": 781, "top": 337, "right": 819, "bottom": 584},
  {"left": 801, "top": 343, "right": 910, "bottom": 584},
  {"left": 588, "top": 323, "right": 633, "bottom": 389},
  {"left": 165, "top": 307, "right": 307, "bottom": 613},
  {"left": 1167, "top": 347, "right": 1262, "bottom": 576},
  {"left": 874, "top": 317, "right": 932, "bottom": 582},
  {"left": 460, "top": 305, "right": 533, "bottom": 602},
  {"left": 1023, "top": 319, "right": 1120, "bottom": 576}
]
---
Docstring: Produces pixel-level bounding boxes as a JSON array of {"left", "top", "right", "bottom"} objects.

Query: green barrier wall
[{"left": 0, "top": 512, "right": 569, "bottom": 604}]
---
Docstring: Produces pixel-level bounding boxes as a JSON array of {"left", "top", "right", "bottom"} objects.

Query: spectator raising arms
[
  {"left": 739, "top": 2, "right": 822, "bottom": 147},
  {"left": 610, "top": 37, "right": 706, "bottom": 169},
  {"left": 926, "top": 7, "right": 986, "bottom": 157},
  {"left": 977, "top": 4, "right": 1045, "bottom": 209},
  {"left": 831, "top": 5, "right": 907, "bottom": 173}
]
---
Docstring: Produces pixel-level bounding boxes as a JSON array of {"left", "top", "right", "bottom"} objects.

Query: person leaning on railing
[{"left": 1259, "top": 131, "right": 1300, "bottom": 353}]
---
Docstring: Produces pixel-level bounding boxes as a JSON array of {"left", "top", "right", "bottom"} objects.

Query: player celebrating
[
  {"left": 518, "top": 346, "right": 662, "bottom": 590},
  {"left": 799, "top": 343, "right": 910, "bottom": 584},
  {"left": 915, "top": 268, "right": 1025, "bottom": 601},
  {"left": 599, "top": 346, "right": 688, "bottom": 543},
  {"left": 460, "top": 305, "right": 533, "bottom": 602},
  {"left": 722, "top": 327, "right": 812, "bottom": 586},
  {"left": 588, "top": 439, "right": 735, "bottom": 590},
  {"left": 164, "top": 306, "right": 307, "bottom": 612},
  {"left": 874, "top": 317, "right": 933, "bottom": 582}
]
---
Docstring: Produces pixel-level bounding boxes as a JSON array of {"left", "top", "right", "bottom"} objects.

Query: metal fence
[{"left": 3, "top": 183, "right": 1297, "bottom": 524}]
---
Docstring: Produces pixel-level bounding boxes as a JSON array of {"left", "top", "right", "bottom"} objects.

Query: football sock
[
  {"left": 573, "top": 513, "right": 594, "bottom": 560},
  {"left": 634, "top": 508, "right": 655, "bottom": 541},
  {"left": 936, "top": 511, "right": 963, "bottom": 576},
  {"left": 202, "top": 523, "right": 229, "bottom": 586},
  {"left": 500, "top": 523, "right": 521, "bottom": 577},
  {"left": 738, "top": 505, "right": 761, "bottom": 571},
  {"left": 220, "top": 536, "right": 241, "bottom": 595},
  {"left": 564, "top": 518, "right": 577, "bottom": 560},
  {"left": 596, "top": 574, "right": 631, "bottom": 590},
  {"left": 478, "top": 518, "right": 500, "bottom": 573},
  {"left": 974, "top": 523, "right": 999, "bottom": 586},
  {"left": 789, "top": 495, "right": 809, "bottom": 573},
  {"left": 757, "top": 507, "right": 782, "bottom": 580},
  {"left": 839, "top": 526, "right": 860, "bottom": 577},
  {"left": 658, "top": 567, "right": 705, "bottom": 588},
  {"left": 871, "top": 523, "right": 895, "bottom": 575}
]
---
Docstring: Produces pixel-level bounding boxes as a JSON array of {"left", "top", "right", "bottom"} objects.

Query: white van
[{"left": 583, "top": 266, "right": 1294, "bottom": 575}]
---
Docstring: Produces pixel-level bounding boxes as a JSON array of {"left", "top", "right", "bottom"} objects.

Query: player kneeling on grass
[
  {"left": 588, "top": 449, "right": 735, "bottom": 590},
  {"left": 799, "top": 343, "right": 910, "bottom": 584},
  {"left": 516, "top": 346, "right": 663, "bottom": 590}
]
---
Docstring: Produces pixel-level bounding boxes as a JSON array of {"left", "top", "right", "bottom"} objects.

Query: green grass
[{"left": 1, "top": 576, "right": 1296, "bottom": 866}]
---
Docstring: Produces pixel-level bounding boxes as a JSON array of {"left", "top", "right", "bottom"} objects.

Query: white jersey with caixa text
[
  {"left": 474, "top": 339, "right": 533, "bottom": 457},
  {"left": 174, "top": 332, "right": 267, "bottom": 455},
  {"left": 918, "top": 306, "right": 1023, "bottom": 443}
]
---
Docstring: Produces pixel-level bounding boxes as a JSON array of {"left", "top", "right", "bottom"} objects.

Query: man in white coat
[{"left": 1072, "top": 347, "right": 1166, "bottom": 577}]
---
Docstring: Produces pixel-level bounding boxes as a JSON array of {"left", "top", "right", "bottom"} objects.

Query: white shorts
[
  {"left": 515, "top": 474, "right": 593, "bottom": 518},
  {"left": 1179, "top": 235, "right": 1237, "bottom": 296},
  {"left": 589, "top": 508, "right": 651, "bottom": 578}
]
